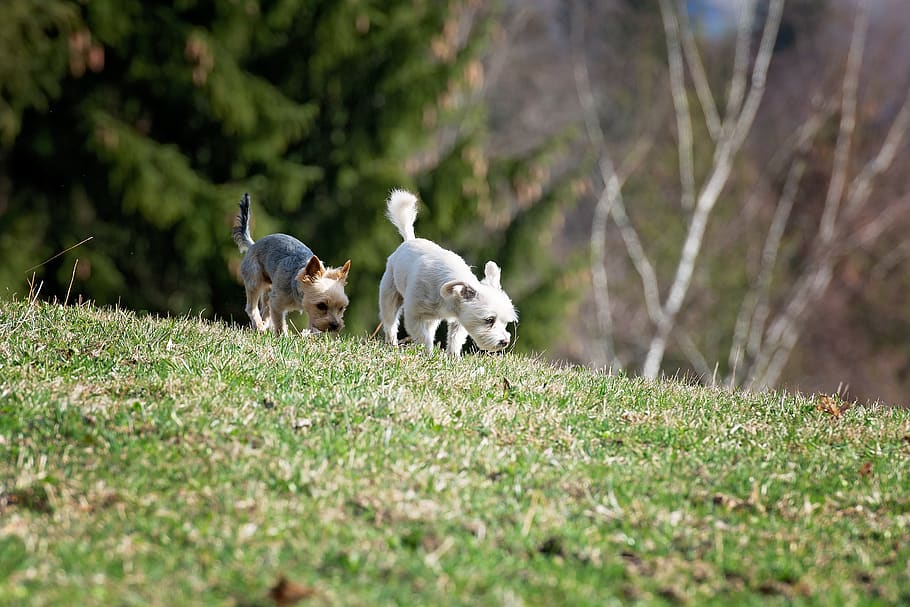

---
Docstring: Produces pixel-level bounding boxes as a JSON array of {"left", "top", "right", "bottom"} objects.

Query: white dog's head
[{"left": 441, "top": 261, "right": 517, "bottom": 352}]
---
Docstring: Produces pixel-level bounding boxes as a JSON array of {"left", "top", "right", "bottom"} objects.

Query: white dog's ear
[
  {"left": 441, "top": 280, "right": 477, "bottom": 301},
  {"left": 482, "top": 261, "right": 501, "bottom": 289}
]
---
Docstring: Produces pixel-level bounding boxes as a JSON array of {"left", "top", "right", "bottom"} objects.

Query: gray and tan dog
[
  {"left": 378, "top": 189, "right": 517, "bottom": 356},
  {"left": 233, "top": 193, "right": 350, "bottom": 336}
]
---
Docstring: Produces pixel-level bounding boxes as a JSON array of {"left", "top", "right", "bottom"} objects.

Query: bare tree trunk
[
  {"left": 642, "top": 0, "right": 785, "bottom": 379},
  {"left": 578, "top": 0, "right": 906, "bottom": 391}
]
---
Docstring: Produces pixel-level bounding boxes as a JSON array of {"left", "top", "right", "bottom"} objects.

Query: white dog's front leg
[
  {"left": 420, "top": 319, "right": 442, "bottom": 355},
  {"left": 446, "top": 321, "right": 468, "bottom": 357},
  {"left": 405, "top": 308, "right": 436, "bottom": 355}
]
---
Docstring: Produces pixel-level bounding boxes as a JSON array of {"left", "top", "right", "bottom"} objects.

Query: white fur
[
  {"left": 379, "top": 189, "right": 517, "bottom": 356},
  {"left": 386, "top": 189, "right": 418, "bottom": 242}
]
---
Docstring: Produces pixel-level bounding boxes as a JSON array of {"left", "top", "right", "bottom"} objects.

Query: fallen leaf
[
  {"left": 816, "top": 394, "right": 851, "bottom": 417},
  {"left": 537, "top": 535, "right": 565, "bottom": 557},
  {"left": 711, "top": 489, "right": 765, "bottom": 513},
  {"left": 268, "top": 575, "right": 317, "bottom": 606},
  {"left": 712, "top": 493, "right": 742, "bottom": 509},
  {"left": 747, "top": 481, "right": 765, "bottom": 512}
]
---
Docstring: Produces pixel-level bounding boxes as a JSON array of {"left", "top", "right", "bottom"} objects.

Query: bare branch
[
  {"left": 752, "top": 97, "right": 910, "bottom": 388},
  {"left": 844, "top": 90, "right": 910, "bottom": 218},
  {"left": 616, "top": 134, "right": 655, "bottom": 186},
  {"left": 750, "top": 5, "right": 910, "bottom": 389},
  {"left": 675, "top": 330, "right": 713, "bottom": 380},
  {"left": 850, "top": 197, "right": 908, "bottom": 249},
  {"left": 819, "top": 1, "right": 868, "bottom": 241},
  {"left": 589, "top": 180, "right": 618, "bottom": 368},
  {"left": 642, "top": 0, "right": 784, "bottom": 379},
  {"left": 753, "top": 265, "right": 830, "bottom": 389},
  {"left": 678, "top": 4, "right": 721, "bottom": 140},
  {"left": 658, "top": 0, "right": 696, "bottom": 210},
  {"left": 571, "top": 3, "right": 616, "bottom": 367},
  {"left": 870, "top": 238, "right": 910, "bottom": 281},
  {"left": 729, "top": 0, "right": 786, "bottom": 150},
  {"left": 721, "top": 0, "right": 756, "bottom": 138},
  {"left": 727, "top": 98, "right": 833, "bottom": 385},
  {"left": 610, "top": 201, "right": 664, "bottom": 324},
  {"left": 572, "top": 1, "right": 667, "bottom": 367}
]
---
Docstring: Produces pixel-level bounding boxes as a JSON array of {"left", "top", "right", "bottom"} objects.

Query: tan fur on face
[{"left": 298, "top": 259, "right": 350, "bottom": 333}]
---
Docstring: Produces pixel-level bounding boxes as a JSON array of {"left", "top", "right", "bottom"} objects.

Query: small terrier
[
  {"left": 379, "top": 189, "right": 517, "bottom": 356},
  {"left": 232, "top": 193, "right": 350, "bottom": 335}
]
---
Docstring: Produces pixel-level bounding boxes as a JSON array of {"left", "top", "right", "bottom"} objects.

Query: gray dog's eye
[
  {"left": 317, "top": 303, "right": 328, "bottom": 311},
  {"left": 485, "top": 316, "right": 495, "bottom": 327}
]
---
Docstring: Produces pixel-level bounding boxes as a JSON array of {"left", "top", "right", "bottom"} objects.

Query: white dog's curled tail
[{"left": 386, "top": 189, "right": 419, "bottom": 242}]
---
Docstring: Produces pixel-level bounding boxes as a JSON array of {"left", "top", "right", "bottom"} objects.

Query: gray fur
[
  {"left": 232, "top": 192, "right": 255, "bottom": 253},
  {"left": 233, "top": 193, "right": 350, "bottom": 335}
]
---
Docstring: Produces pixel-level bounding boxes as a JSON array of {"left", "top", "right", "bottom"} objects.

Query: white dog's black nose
[{"left": 498, "top": 338, "right": 509, "bottom": 348}]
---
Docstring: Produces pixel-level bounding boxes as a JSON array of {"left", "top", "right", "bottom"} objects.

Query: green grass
[{"left": 1, "top": 297, "right": 909, "bottom": 606}]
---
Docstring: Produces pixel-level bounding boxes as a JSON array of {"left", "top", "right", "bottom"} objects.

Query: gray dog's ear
[
  {"left": 326, "top": 259, "right": 351, "bottom": 283},
  {"left": 298, "top": 255, "right": 325, "bottom": 283},
  {"left": 482, "top": 261, "right": 501, "bottom": 289},
  {"left": 441, "top": 281, "right": 477, "bottom": 301}
]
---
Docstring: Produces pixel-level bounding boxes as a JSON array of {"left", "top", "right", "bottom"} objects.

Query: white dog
[{"left": 379, "top": 189, "right": 517, "bottom": 356}]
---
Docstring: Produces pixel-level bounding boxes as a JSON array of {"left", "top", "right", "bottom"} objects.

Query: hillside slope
[{"left": 1, "top": 298, "right": 909, "bottom": 605}]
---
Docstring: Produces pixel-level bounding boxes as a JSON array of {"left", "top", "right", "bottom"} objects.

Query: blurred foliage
[{"left": 0, "top": 0, "right": 580, "bottom": 352}]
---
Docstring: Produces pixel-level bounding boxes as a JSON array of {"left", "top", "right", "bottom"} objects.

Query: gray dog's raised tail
[{"left": 233, "top": 192, "right": 255, "bottom": 253}]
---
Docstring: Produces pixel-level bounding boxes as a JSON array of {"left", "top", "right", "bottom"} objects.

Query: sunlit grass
[{"left": 1, "top": 297, "right": 909, "bottom": 606}]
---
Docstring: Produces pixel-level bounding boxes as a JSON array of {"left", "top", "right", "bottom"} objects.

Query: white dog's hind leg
[{"left": 379, "top": 273, "right": 403, "bottom": 345}]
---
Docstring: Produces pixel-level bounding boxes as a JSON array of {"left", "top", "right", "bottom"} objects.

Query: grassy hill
[{"left": 1, "top": 297, "right": 909, "bottom": 606}]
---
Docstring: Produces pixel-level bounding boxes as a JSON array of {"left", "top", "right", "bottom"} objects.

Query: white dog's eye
[
  {"left": 485, "top": 316, "right": 496, "bottom": 327},
  {"left": 317, "top": 302, "right": 328, "bottom": 311}
]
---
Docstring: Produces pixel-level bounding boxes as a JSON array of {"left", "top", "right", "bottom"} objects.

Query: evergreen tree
[{"left": 1, "top": 0, "right": 581, "bottom": 353}]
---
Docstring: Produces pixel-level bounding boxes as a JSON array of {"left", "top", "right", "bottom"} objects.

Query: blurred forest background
[{"left": 2, "top": 0, "right": 909, "bottom": 405}]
